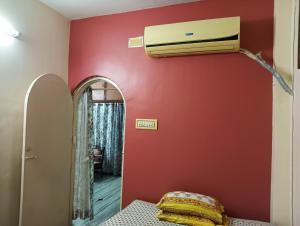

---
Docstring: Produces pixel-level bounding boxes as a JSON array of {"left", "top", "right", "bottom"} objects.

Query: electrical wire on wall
[{"left": 239, "top": 48, "right": 294, "bottom": 96}]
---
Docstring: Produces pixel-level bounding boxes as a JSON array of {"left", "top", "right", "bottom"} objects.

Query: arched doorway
[{"left": 71, "top": 76, "right": 126, "bottom": 226}]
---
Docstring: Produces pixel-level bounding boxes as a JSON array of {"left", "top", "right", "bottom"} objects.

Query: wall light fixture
[{"left": 0, "top": 17, "right": 20, "bottom": 46}]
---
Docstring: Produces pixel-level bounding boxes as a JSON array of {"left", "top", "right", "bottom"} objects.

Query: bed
[{"left": 100, "top": 200, "right": 274, "bottom": 226}]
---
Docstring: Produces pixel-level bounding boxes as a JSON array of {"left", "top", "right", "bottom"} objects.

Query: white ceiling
[{"left": 39, "top": 0, "right": 201, "bottom": 20}]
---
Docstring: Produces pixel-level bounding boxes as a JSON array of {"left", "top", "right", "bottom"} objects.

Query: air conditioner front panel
[{"left": 144, "top": 17, "right": 240, "bottom": 46}]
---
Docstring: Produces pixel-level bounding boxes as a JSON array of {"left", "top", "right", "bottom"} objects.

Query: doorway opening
[{"left": 72, "top": 77, "right": 125, "bottom": 226}]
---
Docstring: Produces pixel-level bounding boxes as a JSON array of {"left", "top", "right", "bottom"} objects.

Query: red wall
[{"left": 69, "top": 0, "right": 273, "bottom": 221}]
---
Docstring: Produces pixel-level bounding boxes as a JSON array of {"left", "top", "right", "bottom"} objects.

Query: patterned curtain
[
  {"left": 73, "top": 87, "right": 94, "bottom": 220},
  {"left": 93, "top": 103, "right": 124, "bottom": 176}
]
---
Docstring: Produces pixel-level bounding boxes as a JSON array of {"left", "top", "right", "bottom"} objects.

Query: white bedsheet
[{"left": 100, "top": 200, "right": 274, "bottom": 226}]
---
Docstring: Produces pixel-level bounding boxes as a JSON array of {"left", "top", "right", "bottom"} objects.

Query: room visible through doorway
[{"left": 72, "top": 77, "right": 125, "bottom": 226}]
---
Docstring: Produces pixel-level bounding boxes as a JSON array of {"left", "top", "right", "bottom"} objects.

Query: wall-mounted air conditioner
[{"left": 144, "top": 17, "right": 240, "bottom": 57}]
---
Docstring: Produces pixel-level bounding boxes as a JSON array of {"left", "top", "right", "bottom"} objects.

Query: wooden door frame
[{"left": 70, "top": 76, "right": 126, "bottom": 223}]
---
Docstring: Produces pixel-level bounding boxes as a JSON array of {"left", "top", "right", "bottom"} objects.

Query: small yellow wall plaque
[
  {"left": 128, "top": 36, "right": 144, "bottom": 48},
  {"left": 135, "top": 119, "right": 158, "bottom": 130}
]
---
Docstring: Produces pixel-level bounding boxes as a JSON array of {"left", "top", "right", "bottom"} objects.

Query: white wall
[
  {"left": 0, "top": 1, "right": 70, "bottom": 225},
  {"left": 272, "top": 0, "right": 294, "bottom": 225}
]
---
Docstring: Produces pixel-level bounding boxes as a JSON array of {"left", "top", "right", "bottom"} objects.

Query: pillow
[
  {"left": 156, "top": 191, "right": 224, "bottom": 224},
  {"left": 217, "top": 215, "right": 230, "bottom": 226},
  {"left": 157, "top": 210, "right": 216, "bottom": 226}
]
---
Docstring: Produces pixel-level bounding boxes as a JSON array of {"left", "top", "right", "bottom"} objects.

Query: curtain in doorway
[
  {"left": 93, "top": 103, "right": 124, "bottom": 176},
  {"left": 73, "top": 87, "right": 94, "bottom": 220}
]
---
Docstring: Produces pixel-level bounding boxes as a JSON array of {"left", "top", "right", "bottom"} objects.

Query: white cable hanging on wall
[{"left": 239, "top": 48, "right": 294, "bottom": 96}]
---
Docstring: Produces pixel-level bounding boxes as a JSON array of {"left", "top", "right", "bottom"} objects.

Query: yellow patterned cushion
[
  {"left": 157, "top": 210, "right": 216, "bottom": 226},
  {"left": 217, "top": 215, "right": 230, "bottom": 226},
  {"left": 156, "top": 191, "right": 224, "bottom": 224}
]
